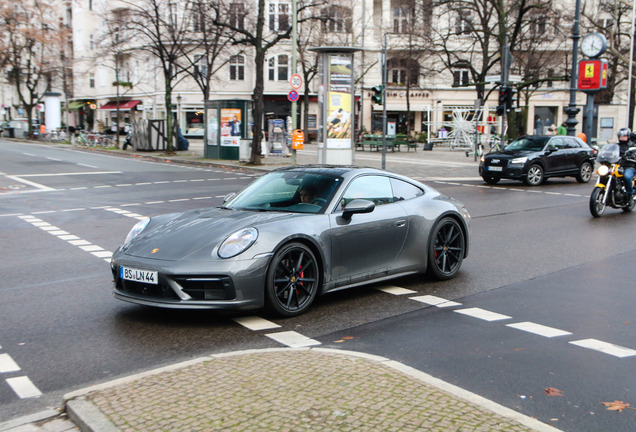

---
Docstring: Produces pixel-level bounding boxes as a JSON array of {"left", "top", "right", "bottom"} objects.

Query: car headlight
[
  {"left": 124, "top": 218, "right": 150, "bottom": 245},
  {"left": 511, "top": 157, "right": 528, "bottom": 164},
  {"left": 597, "top": 165, "right": 609, "bottom": 176},
  {"left": 218, "top": 228, "right": 258, "bottom": 259}
]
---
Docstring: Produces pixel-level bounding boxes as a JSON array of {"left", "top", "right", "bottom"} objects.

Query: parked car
[
  {"left": 111, "top": 166, "right": 471, "bottom": 317},
  {"left": 479, "top": 135, "right": 596, "bottom": 186}
]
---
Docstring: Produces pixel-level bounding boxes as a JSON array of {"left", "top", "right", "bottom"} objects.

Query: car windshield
[
  {"left": 504, "top": 137, "right": 549, "bottom": 152},
  {"left": 224, "top": 171, "right": 341, "bottom": 214}
]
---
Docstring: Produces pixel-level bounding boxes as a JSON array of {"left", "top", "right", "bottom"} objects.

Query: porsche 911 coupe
[{"left": 111, "top": 166, "right": 470, "bottom": 317}]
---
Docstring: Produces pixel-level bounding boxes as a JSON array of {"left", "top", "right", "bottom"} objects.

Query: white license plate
[
  {"left": 487, "top": 166, "right": 503, "bottom": 172},
  {"left": 120, "top": 266, "right": 158, "bottom": 285}
]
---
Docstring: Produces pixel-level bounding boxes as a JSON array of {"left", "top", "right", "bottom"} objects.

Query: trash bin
[
  {"left": 423, "top": 142, "right": 433, "bottom": 151},
  {"left": 6, "top": 127, "right": 14, "bottom": 138}
]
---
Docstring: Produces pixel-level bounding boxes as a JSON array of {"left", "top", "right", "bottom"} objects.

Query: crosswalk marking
[
  {"left": 454, "top": 307, "right": 511, "bottom": 322},
  {"left": 506, "top": 322, "right": 572, "bottom": 338},
  {"left": 6, "top": 376, "right": 42, "bottom": 398},
  {"left": 265, "top": 331, "right": 321, "bottom": 348},
  {"left": 377, "top": 286, "right": 417, "bottom": 295},
  {"left": 0, "top": 354, "right": 20, "bottom": 373},
  {"left": 569, "top": 339, "right": 636, "bottom": 358},
  {"left": 410, "top": 295, "right": 461, "bottom": 307},
  {"left": 233, "top": 316, "right": 281, "bottom": 331}
]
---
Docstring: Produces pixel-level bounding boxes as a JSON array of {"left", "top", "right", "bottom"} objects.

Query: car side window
[
  {"left": 550, "top": 138, "right": 565, "bottom": 150},
  {"left": 340, "top": 175, "right": 394, "bottom": 208},
  {"left": 564, "top": 138, "right": 580, "bottom": 149},
  {"left": 390, "top": 178, "right": 424, "bottom": 201}
]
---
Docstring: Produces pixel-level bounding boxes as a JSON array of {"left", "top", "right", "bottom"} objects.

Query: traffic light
[
  {"left": 496, "top": 87, "right": 507, "bottom": 116},
  {"left": 506, "top": 87, "right": 518, "bottom": 110},
  {"left": 372, "top": 85, "right": 383, "bottom": 105}
]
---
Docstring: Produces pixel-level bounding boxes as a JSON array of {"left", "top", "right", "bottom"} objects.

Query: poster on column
[
  {"left": 326, "top": 54, "right": 352, "bottom": 149},
  {"left": 220, "top": 108, "right": 242, "bottom": 146}
]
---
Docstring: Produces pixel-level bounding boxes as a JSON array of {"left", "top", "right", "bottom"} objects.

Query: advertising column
[{"left": 311, "top": 47, "right": 359, "bottom": 165}]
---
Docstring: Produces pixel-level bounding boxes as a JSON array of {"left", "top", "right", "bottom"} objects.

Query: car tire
[
  {"left": 524, "top": 164, "right": 544, "bottom": 186},
  {"left": 482, "top": 176, "right": 500, "bottom": 185},
  {"left": 576, "top": 161, "right": 593, "bottom": 183},
  {"left": 265, "top": 242, "right": 320, "bottom": 317},
  {"left": 427, "top": 217, "right": 465, "bottom": 280},
  {"left": 589, "top": 187, "right": 606, "bottom": 217}
]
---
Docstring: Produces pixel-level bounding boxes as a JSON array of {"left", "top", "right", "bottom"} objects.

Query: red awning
[{"left": 99, "top": 100, "right": 142, "bottom": 110}]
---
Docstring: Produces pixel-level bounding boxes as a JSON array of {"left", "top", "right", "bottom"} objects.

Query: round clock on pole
[{"left": 581, "top": 32, "right": 607, "bottom": 58}]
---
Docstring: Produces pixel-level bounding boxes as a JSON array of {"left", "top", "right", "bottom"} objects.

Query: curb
[{"left": 63, "top": 348, "right": 562, "bottom": 432}]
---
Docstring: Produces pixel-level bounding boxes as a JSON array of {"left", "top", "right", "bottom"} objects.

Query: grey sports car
[{"left": 111, "top": 166, "right": 470, "bottom": 317}]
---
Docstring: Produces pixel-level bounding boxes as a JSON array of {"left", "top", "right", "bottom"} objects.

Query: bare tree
[
  {"left": 213, "top": 0, "right": 323, "bottom": 164},
  {"left": 0, "top": 0, "right": 62, "bottom": 138},
  {"left": 119, "top": 0, "right": 197, "bottom": 152}
]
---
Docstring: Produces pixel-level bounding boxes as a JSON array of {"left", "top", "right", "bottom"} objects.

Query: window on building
[
  {"left": 89, "top": 73, "right": 95, "bottom": 88},
  {"left": 88, "top": 0, "right": 92, "bottom": 11},
  {"left": 230, "top": 2, "right": 246, "bottom": 29},
  {"left": 268, "top": 1, "right": 290, "bottom": 32},
  {"left": 388, "top": 58, "right": 419, "bottom": 86},
  {"left": 89, "top": 34, "right": 94, "bottom": 50},
  {"left": 452, "top": 69, "right": 470, "bottom": 86},
  {"left": 321, "top": 6, "right": 352, "bottom": 33},
  {"left": 546, "top": 68, "right": 554, "bottom": 88},
  {"left": 600, "top": 17, "right": 613, "bottom": 30},
  {"left": 268, "top": 54, "right": 288, "bottom": 81},
  {"left": 529, "top": 14, "right": 547, "bottom": 38},
  {"left": 192, "top": 8, "right": 206, "bottom": 32},
  {"left": 230, "top": 55, "right": 245, "bottom": 80},
  {"left": 392, "top": 0, "right": 413, "bottom": 34},
  {"left": 455, "top": 10, "right": 472, "bottom": 35},
  {"left": 194, "top": 54, "right": 208, "bottom": 78}
]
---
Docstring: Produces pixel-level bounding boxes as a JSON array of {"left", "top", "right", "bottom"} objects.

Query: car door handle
[{"left": 394, "top": 220, "right": 406, "bottom": 227}]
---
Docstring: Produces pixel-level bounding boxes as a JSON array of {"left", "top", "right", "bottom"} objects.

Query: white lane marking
[
  {"left": 78, "top": 163, "right": 98, "bottom": 168},
  {"left": 569, "top": 339, "right": 636, "bottom": 358},
  {"left": 31, "top": 211, "right": 55, "bottom": 214},
  {"left": 61, "top": 208, "right": 85, "bottom": 212},
  {"left": 410, "top": 295, "right": 462, "bottom": 308},
  {"left": 5, "top": 175, "right": 55, "bottom": 192},
  {"left": 265, "top": 331, "right": 321, "bottom": 348},
  {"left": 234, "top": 316, "right": 281, "bottom": 331},
  {"left": 0, "top": 354, "right": 21, "bottom": 373},
  {"left": 506, "top": 322, "right": 572, "bottom": 338},
  {"left": 104, "top": 207, "right": 149, "bottom": 221},
  {"left": 18, "top": 216, "right": 113, "bottom": 262},
  {"left": 46, "top": 157, "right": 61, "bottom": 161},
  {"left": 377, "top": 286, "right": 417, "bottom": 295},
  {"left": 169, "top": 199, "right": 189, "bottom": 202},
  {"left": 193, "top": 196, "right": 213, "bottom": 200},
  {"left": 6, "top": 376, "right": 42, "bottom": 398},
  {"left": 19, "top": 171, "right": 121, "bottom": 177},
  {"left": 455, "top": 307, "right": 511, "bottom": 322},
  {"left": 94, "top": 185, "right": 112, "bottom": 188}
]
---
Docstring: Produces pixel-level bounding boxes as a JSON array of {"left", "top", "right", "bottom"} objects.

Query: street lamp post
[
  {"left": 382, "top": 33, "right": 388, "bottom": 170},
  {"left": 565, "top": 0, "right": 582, "bottom": 135}
]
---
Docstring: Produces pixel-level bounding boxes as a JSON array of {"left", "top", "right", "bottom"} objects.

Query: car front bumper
[{"left": 111, "top": 252, "right": 272, "bottom": 311}]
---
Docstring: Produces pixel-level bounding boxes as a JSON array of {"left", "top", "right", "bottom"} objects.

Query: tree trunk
[{"left": 250, "top": 47, "right": 265, "bottom": 165}]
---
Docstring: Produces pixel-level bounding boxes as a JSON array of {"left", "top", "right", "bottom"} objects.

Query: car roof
[{"left": 273, "top": 165, "right": 387, "bottom": 177}]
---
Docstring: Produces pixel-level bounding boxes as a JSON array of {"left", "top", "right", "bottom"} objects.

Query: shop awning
[
  {"left": 99, "top": 100, "right": 142, "bottom": 110},
  {"left": 67, "top": 101, "right": 87, "bottom": 110}
]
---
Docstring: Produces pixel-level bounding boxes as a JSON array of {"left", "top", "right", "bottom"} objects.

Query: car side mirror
[
  {"left": 223, "top": 192, "right": 236, "bottom": 204},
  {"left": 545, "top": 145, "right": 556, "bottom": 154},
  {"left": 342, "top": 199, "right": 375, "bottom": 220}
]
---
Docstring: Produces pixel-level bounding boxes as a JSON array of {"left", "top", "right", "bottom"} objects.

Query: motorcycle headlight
[
  {"left": 218, "top": 228, "right": 258, "bottom": 258},
  {"left": 124, "top": 218, "right": 150, "bottom": 245},
  {"left": 597, "top": 165, "right": 610, "bottom": 176},
  {"left": 511, "top": 157, "right": 528, "bottom": 164}
]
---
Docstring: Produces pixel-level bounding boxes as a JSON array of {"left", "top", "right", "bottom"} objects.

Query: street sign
[
  {"left": 287, "top": 90, "right": 299, "bottom": 102},
  {"left": 578, "top": 59, "right": 608, "bottom": 91},
  {"left": 485, "top": 75, "right": 500, "bottom": 84},
  {"left": 290, "top": 74, "right": 303, "bottom": 90}
]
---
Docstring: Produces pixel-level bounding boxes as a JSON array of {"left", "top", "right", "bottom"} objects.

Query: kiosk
[{"left": 204, "top": 100, "right": 251, "bottom": 160}]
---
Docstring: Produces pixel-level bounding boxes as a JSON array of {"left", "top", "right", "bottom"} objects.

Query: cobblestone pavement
[{"left": 0, "top": 139, "right": 561, "bottom": 432}]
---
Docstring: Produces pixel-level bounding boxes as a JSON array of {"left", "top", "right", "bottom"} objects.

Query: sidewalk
[{"left": 0, "top": 140, "right": 560, "bottom": 432}]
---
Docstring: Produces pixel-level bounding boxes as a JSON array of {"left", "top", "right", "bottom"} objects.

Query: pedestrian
[
  {"left": 577, "top": 132, "right": 587, "bottom": 143},
  {"left": 557, "top": 122, "right": 567, "bottom": 135}
]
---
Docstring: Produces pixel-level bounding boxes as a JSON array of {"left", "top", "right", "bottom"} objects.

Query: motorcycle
[{"left": 589, "top": 143, "right": 636, "bottom": 217}]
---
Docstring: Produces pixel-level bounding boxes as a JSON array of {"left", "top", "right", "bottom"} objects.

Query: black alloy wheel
[
  {"left": 576, "top": 161, "right": 593, "bottom": 183},
  {"left": 266, "top": 242, "right": 320, "bottom": 317},
  {"left": 589, "top": 187, "right": 606, "bottom": 217},
  {"left": 524, "top": 164, "right": 545, "bottom": 186},
  {"left": 427, "top": 217, "right": 465, "bottom": 280}
]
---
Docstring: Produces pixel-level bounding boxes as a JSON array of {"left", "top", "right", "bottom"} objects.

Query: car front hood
[
  {"left": 121, "top": 208, "right": 297, "bottom": 261},
  {"left": 486, "top": 149, "right": 535, "bottom": 159}
]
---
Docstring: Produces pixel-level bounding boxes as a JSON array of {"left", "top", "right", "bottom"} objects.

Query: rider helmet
[{"left": 617, "top": 127, "right": 631, "bottom": 140}]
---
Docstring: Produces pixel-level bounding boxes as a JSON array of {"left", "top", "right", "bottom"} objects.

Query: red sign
[
  {"left": 288, "top": 90, "right": 299, "bottom": 102},
  {"left": 578, "top": 59, "right": 608, "bottom": 91}
]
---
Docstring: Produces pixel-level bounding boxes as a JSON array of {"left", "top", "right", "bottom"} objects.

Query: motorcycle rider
[{"left": 617, "top": 127, "right": 636, "bottom": 202}]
